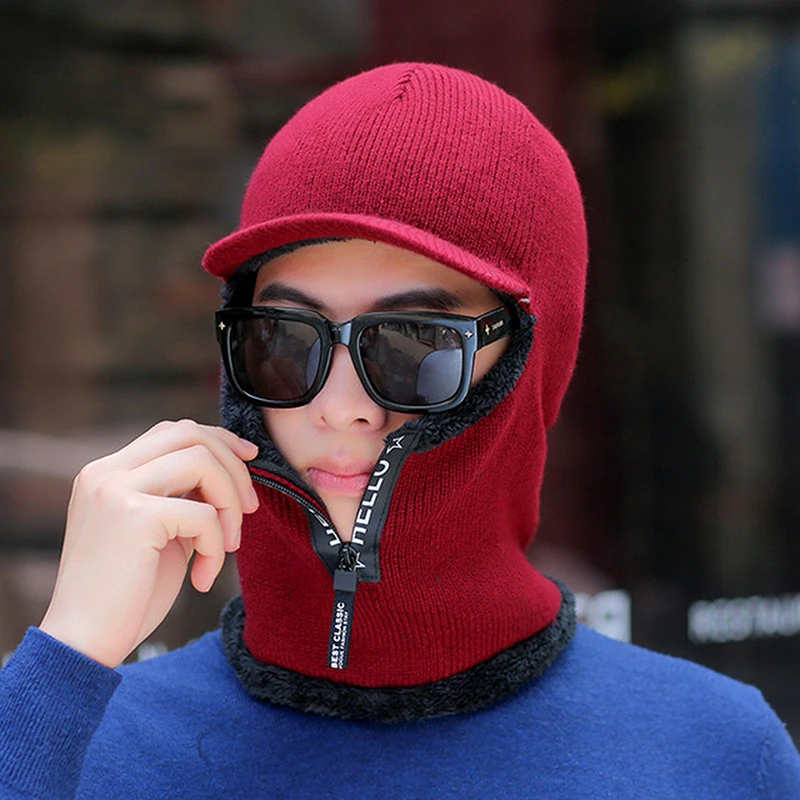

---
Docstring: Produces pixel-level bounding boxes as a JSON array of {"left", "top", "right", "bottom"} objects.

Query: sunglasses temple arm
[{"left": 476, "top": 307, "right": 513, "bottom": 349}]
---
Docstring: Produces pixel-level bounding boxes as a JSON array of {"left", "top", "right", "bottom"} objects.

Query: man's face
[{"left": 252, "top": 239, "right": 508, "bottom": 540}]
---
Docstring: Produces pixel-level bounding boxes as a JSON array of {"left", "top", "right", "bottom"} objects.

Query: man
[{"left": 1, "top": 62, "right": 799, "bottom": 798}]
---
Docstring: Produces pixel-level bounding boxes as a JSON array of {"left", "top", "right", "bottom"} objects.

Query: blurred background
[{"left": 1, "top": 0, "right": 799, "bottom": 739}]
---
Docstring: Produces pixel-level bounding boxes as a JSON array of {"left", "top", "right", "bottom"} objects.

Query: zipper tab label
[
  {"left": 328, "top": 583, "right": 356, "bottom": 669},
  {"left": 328, "top": 544, "right": 360, "bottom": 669}
]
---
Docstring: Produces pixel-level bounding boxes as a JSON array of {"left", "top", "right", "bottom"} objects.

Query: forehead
[{"left": 251, "top": 239, "right": 497, "bottom": 314}]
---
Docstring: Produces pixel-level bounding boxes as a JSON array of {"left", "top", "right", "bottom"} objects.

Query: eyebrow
[
  {"left": 254, "top": 283, "right": 325, "bottom": 311},
  {"left": 377, "top": 288, "right": 466, "bottom": 311},
  {"left": 254, "top": 283, "right": 466, "bottom": 313}
]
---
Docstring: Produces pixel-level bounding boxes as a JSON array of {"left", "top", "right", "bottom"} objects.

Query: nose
[{"left": 308, "top": 344, "right": 388, "bottom": 432}]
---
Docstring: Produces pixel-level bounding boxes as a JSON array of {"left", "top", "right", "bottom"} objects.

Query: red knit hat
[
  {"left": 210, "top": 63, "right": 588, "bottom": 708},
  {"left": 204, "top": 64, "right": 585, "bottom": 370}
]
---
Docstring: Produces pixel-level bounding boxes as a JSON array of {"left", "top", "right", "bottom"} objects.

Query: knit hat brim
[{"left": 202, "top": 211, "right": 530, "bottom": 306}]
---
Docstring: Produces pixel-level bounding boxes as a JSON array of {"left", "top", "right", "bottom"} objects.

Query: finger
[
  {"left": 112, "top": 420, "right": 258, "bottom": 471},
  {"left": 156, "top": 421, "right": 259, "bottom": 462},
  {"left": 122, "top": 495, "right": 229, "bottom": 602},
  {"left": 190, "top": 546, "right": 226, "bottom": 594},
  {"left": 92, "top": 420, "right": 259, "bottom": 513},
  {"left": 156, "top": 423, "right": 261, "bottom": 513},
  {"left": 126, "top": 446, "right": 243, "bottom": 552},
  {"left": 142, "top": 494, "right": 228, "bottom": 592},
  {"left": 194, "top": 425, "right": 260, "bottom": 512},
  {"left": 134, "top": 537, "right": 195, "bottom": 647}
]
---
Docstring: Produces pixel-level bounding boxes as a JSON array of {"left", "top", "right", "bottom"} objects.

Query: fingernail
[
  {"left": 248, "top": 486, "right": 259, "bottom": 511},
  {"left": 243, "top": 440, "right": 259, "bottom": 458},
  {"left": 235, "top": 526, "right": 242, "bottom": 550}
]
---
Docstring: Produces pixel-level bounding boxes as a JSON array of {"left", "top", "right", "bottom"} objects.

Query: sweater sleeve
[
  {"left": 757, "top": 698, "right": 800, "bottom": 799},
  {"left": 0, "top": 628, "right": 121, "bottom": 800}
]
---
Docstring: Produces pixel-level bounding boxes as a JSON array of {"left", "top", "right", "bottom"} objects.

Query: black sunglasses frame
[{"left": 216, "top": 305, "right": 514, "bottom": 413}]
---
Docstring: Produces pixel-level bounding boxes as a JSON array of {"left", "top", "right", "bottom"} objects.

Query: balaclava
[{"left": 202, "top": 63, "right": 588, "bottom": 723}]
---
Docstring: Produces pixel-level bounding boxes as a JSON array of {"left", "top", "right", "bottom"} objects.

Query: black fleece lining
[{"left": 220, "top": 581, "right": 576, "bottom": 724}]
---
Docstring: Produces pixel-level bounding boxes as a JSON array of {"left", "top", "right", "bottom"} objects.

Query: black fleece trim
[{"left": 220, "top": 581, "right": 576, "bottom": 723}]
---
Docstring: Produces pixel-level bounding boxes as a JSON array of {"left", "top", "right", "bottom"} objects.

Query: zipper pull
[{"left": 328, "top": 543, "right": 359, "bottom": 670}]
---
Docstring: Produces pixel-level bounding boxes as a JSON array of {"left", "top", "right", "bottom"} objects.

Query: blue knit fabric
[{"left": 1, "top": 625, "right": 798, "bottom": 798}]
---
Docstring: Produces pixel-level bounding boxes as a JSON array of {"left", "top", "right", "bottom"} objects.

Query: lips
[{"left": 305, "top": 458, "right": 376, "bottom": 496}]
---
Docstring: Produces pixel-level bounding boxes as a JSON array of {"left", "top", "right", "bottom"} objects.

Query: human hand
[{"left": 39, "top": 420, "right": 259, "bottom": 669}]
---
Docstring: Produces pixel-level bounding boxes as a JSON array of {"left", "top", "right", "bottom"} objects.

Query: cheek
[
  {"left": 387, "top": 410, "right": 422, "bottom": 433},
  {"left": 471, "top": 337, "right": 509, "bottom": 386},
  {"left": 261, "top": 408, "right": 306, "bottom": 470}
]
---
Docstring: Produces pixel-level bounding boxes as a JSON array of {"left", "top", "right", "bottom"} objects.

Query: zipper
[
  {"left": 250, "top": 471, "right": 360, "bottom": 669},
  {"left": 250, "top": 473, "right": 329, "bottom": 521}
]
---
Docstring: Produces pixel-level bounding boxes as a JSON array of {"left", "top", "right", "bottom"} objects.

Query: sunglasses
[{"left": 216, "top": 305, "right": 514, "bottom": 413}]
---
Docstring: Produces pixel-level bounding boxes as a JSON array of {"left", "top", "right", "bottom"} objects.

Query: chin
[{"left": 326, "top": 497, "right": 359, "bottom": 541}]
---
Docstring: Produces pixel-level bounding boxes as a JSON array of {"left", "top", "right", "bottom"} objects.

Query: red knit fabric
[{"left": 205, "top": 63, "right": 588, "bottom": 687}]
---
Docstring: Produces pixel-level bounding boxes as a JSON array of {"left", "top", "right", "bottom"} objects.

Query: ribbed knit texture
[
  {"left": 0, "top": 628, "right": 120, "bottom": 798},
  {"left": 203, "top": 63, "right": 588, "bottom": 688}
]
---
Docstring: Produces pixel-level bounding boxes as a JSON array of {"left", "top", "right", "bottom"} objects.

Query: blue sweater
[{"left": 0, "top": 624, "right": 798, "bottom": 799}]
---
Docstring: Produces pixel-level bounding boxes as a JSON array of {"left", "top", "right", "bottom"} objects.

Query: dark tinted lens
[
  {"left": 229, "top": 316, "right": 322, "bottom": 402},
  {"left": 359, "top": 322, "right": 463, "bottom": 406}
]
